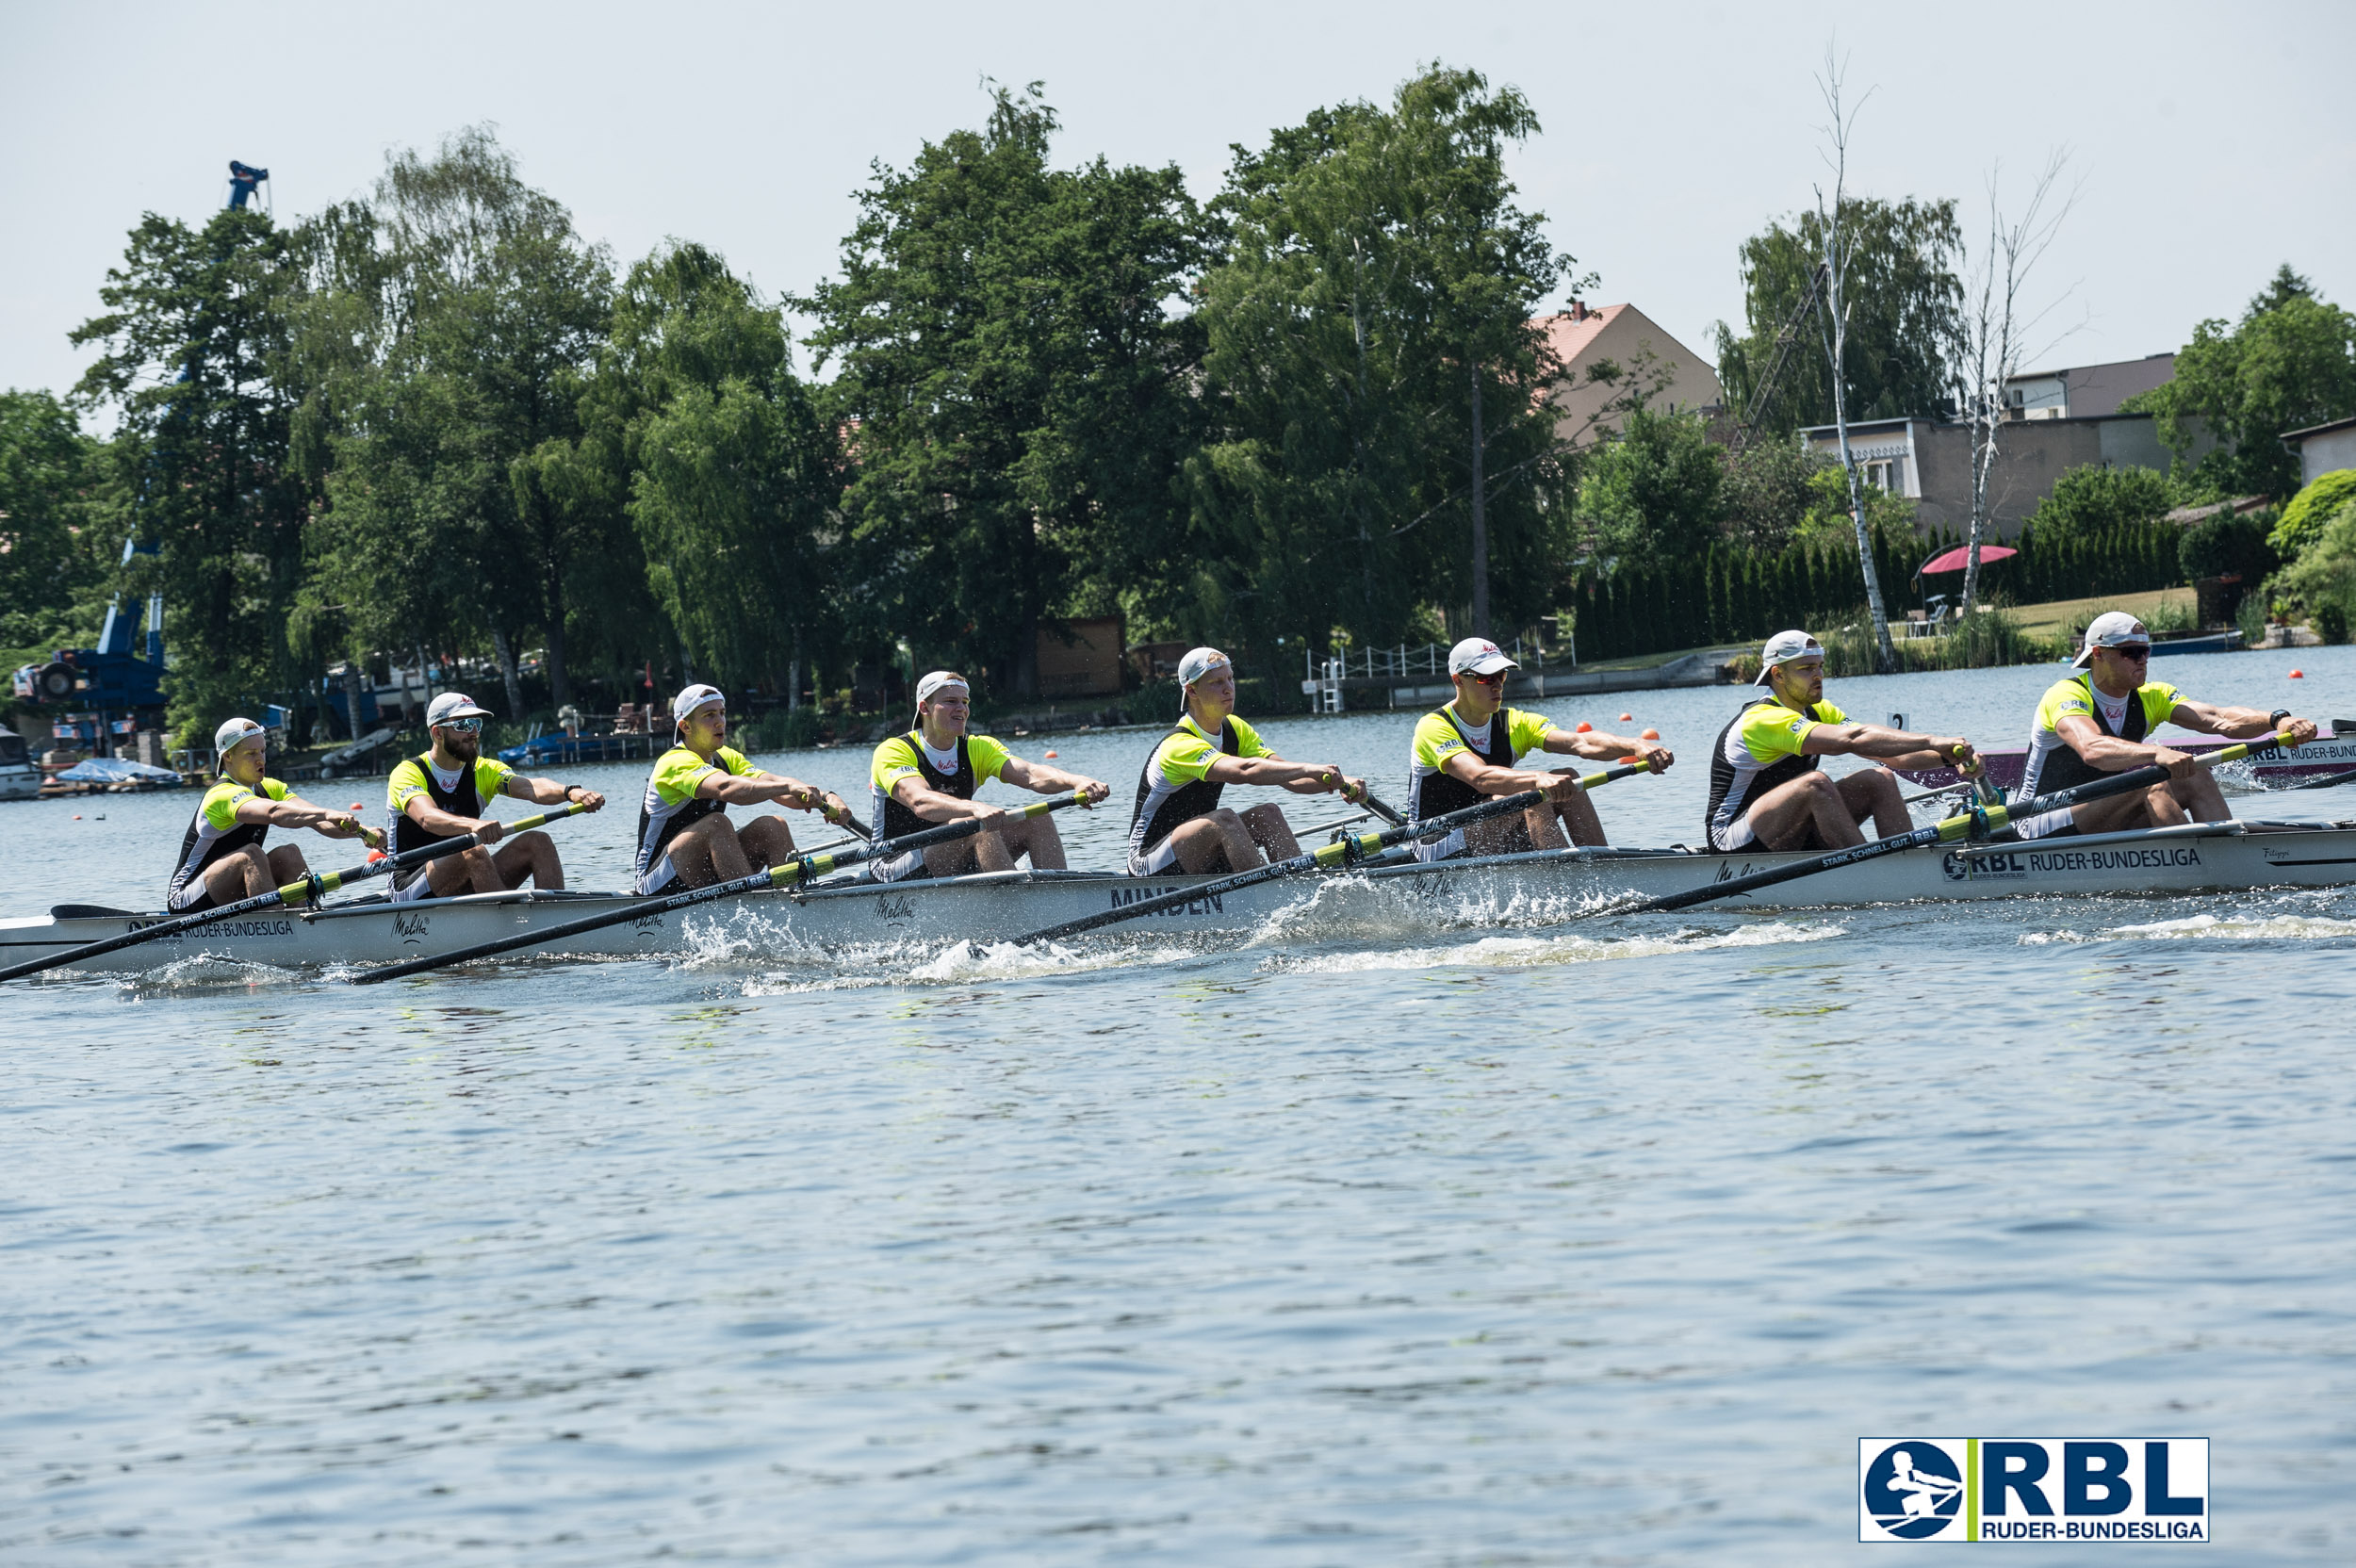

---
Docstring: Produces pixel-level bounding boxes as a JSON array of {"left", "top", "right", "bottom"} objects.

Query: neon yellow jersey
[
  {"left": 650, "top": 743, "right": 759, "bottom": 808},
  {"left": 871, "top": 732, "right": 1012, "bottom": 795},
  {"left": 1732, "top": 698, "right": 1849, "bottom": 767},
  {"left": 203, "top": 775, "right": 291, "bottom": 830},
  {"left": 1410, "top": 705, "right": 1553, "bottom": 774},
  {"left": 387, "top": 755, "right": 515, "bottom": 814},
  {"left": 2021, "top": 674, "right": 2185, "bottom": 796},
  {"left": 1146, "top": 713, "right": 1274, "bottom": 788}
]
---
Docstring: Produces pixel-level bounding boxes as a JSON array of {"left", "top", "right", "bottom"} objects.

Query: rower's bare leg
[
  {"left": 660, "top": 814, "right": 751, "bottom": 888},
  {"left": 2068, "top": 790, "right": 2164, "bottom": 836},
  {"left": 1240, "top": 802, "right": 1301, "bottom": 859},
  {"left": 424, "top": 844, "right": 508, "bottom": 896},
  {"left": 921, "top": 838, "right": 984, "bottom": 876},
  {"left": 1169, "top": 810, "right": 1257, "bottom": 872},
  {"left": 997, "top": 811, "right": 1067, "bottom": 871},
  {"left": 1464, "top": 814, "right": 1537, "bottom": 856},
  {"left": 737, "top": 815, "right": 797, "bottom": 870},
  {"left": 490, "top": 829, "right": 562, "bottom": 890},
  {"left": 194, "top": 843, "right": 274, "bottom": 906},
  {"left": 1842, "top": 769, "right": 1909, "bottom": 840},
  {"left": 1535, "top": 773, "right": 1599, "bottom": 846},
  {"left": 267, "top": 844, "right": 311, "bottom": 884},
  {"left": 2168, "top": 770, "right": 2231, "bottom": 823},
  {"left": 1747, "top": 771, "right": 1866, "bottom": 850}
]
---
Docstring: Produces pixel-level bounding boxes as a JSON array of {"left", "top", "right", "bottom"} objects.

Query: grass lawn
[{"left": 1997, "top": 585, "right": 2199, "bottom": 639}]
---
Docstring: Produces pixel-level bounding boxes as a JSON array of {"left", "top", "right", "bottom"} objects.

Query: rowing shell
[
  {"left": 8, "top": 820, "right": 2355, "bottom": 977},
  {"left": 1903, "top": 734, "right": 2356, "bottom": 791}
]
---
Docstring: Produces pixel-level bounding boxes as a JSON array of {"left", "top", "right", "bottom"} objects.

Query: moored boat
[{"left": 8, "top": 819, "right": 2356, "bottom": 976}]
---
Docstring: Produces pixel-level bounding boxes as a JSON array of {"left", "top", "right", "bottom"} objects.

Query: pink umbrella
[{"left": 1918, "top": 543, "right": 2018, "bottom": 575}]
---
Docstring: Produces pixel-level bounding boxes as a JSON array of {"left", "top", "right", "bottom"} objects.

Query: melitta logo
[{"left": 1858, "top": 1438, "right": 2207, "bottom": 1543}]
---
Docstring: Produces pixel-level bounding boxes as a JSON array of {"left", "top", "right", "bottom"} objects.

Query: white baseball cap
[
  {"left": 1755, "top": 629, "right": 1824, "bottom": 684},
  {"left": 427, "top": 691, "right": 493, "bottom": 727},
  {"left": 214, "top": 716, "right": 265, "bottom": 754},
  {"left": 1448, "top": 638, "right": 1517, "bottom": 677},
  {"left": 673, "top": 683, "right": 725, "bottom": 728},
  {"left": 1177, "top": 647, "right": 1231, "bottom": 686},
  {"left": 914, "top": 671, "right": 970, "bottom": 707},
  {"left": 2073, "top": 612, "right": 2151, "bottom": 668}
]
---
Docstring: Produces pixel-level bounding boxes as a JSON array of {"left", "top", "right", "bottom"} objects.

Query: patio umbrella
[{"left": 1918, "top": 543, "right": 2018, "bottom": 575}]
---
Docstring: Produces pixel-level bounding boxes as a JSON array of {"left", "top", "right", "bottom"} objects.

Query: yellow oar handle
[{"left": 1575, "top": 758, "right": 1653, "bottom": 791}]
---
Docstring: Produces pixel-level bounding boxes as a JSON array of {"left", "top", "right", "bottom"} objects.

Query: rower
[
  {"left": 636, "top": 683, "right": 848, "bottom": 893},
  {"left": 2013, "top": 611, "right": 2318, "bottom": 839},
  {"left": 1126, "top": 646, "right": 1365, "bottom": 875},
  {"left": 167, "top": 717, "right": 381, "bottom": 912},
  {"left": 1708, "top": 629, "right": 1975, "bottom": 852},
  {"left": 387, "top": 692, "right": 606, "bottom": 900},
  {"left": 1406, "top": 637, "right": 1674, "bottom": 860},
  {"left": 865, "top": 671, "right": 1111, "bottom": 882}
]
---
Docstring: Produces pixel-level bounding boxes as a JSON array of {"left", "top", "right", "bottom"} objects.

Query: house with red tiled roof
[{"left": 1538, "top": 302, "right": 1724, "bottom": 446}]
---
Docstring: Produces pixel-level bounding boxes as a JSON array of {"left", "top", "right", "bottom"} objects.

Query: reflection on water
[{"left": 5, "top": 649, "right": 2356, "bottom": 1562}]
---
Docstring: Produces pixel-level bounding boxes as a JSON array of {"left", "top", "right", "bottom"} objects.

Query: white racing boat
[{"left": 8, "top": 819, "right": 2356, "bottom": 976}]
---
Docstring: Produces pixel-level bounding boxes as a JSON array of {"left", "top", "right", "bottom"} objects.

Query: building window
[{"left": 1862, "top": 459, "right": 1897, "bottom": 492}]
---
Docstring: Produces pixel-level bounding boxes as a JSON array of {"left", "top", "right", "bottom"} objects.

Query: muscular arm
[
  {"left": 504, "top": 774, "right": 604, "bottom": 810},
  {"left": 707, "top": 768, "right": 849, "bottom": 820},
  {"left": 1801, "top": 723, "right": 1971, "bottom": 771},
  {"left": 2169, "top": 698, "right": 2309, "bottom": 742},
  {"left": 1539, "top": 727, "right": 1673, "bottom": 771},
  {"left": 239, "top": 792, "right": 377, "bottom": 843},
  {"left": 1204, "top": 755, "right": 1340, "bottom": 792},
  {"left": 996, "top": 755, "right": 1111, "bottom": 803},
  {"left": 890, "top": 776, "right": 998, "bottom": 824}
]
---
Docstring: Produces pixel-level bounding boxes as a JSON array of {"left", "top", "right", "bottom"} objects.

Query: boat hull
[{"left": 8, "top": 824, "right": 2356, "bottom": 975}]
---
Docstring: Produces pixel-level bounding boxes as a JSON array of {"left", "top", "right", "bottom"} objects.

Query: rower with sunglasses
[
  {"left": 1405, "top": 638, "right": 1673, "bottom": 860},
  {"left": 2012, "top": 611, "right": 2318, "bottom": 840},
  {"left": 384, "top": 692, "right": 605, "bottom": 901}
]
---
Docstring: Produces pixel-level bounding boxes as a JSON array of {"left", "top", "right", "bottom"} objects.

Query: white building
[{"left": 2281, "top": 416, "right": 2356, "bottom": 489}]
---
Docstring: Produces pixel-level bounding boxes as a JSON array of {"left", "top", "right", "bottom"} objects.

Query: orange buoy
[
  {"left": 73, "top": 813, "right": 83, "bottom": 821},
  {"left": 2289, "top": 669, "right": 2304, "bottom": 678},
  {"left": 1575, "top": 721, "right": 1593, "bottom": 733},
  {"left": 1641, "top": 728, "right": 1661, "bottom": 740},
  {"left": 1044, "top": 750, "right": 1057, "bottom": 758},
  {"left": 351, "top": 802, "right": 364, "bottom": 810}
]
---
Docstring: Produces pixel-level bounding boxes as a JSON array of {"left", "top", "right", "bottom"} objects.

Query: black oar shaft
[
  {"left": 352, "top": 791, "right": 1092, "bottom": 984},
  {"left": 0, "top": 803, "right": 589, "bottom": 984}
]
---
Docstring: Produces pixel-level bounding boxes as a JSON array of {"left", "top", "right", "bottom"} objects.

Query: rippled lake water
[{"left": 7, "top": 648, "right": 2356, "bottom": 1563}]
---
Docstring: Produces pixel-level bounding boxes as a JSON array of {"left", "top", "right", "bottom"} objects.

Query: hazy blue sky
[{"left": 5, "top": 1, "right": 2349, "bottom": 406}]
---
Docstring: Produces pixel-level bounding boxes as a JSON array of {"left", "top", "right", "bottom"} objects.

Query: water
[{"left": 7, "top": 649, "right": 2356, "bottom": 1563}]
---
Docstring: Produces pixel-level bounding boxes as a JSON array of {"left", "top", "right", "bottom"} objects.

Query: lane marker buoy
[
  {"left": 1575, "top": 722, "right": 1593, "bottom": 733},
  {"left": 1641, "top": 728, "right": 1661, "bottom": 740},
  {"left": 2291, "top": 669, "right": 2305, "bottom": 678}
]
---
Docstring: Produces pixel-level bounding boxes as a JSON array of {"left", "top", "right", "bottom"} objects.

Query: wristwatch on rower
[{"left": 564, "top": 783, "right": 588, "bottom": 803}]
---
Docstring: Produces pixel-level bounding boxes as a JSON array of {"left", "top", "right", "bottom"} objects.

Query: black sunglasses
[{"left": 2107, "top": 645, "right": 2151, "bottom": 662}]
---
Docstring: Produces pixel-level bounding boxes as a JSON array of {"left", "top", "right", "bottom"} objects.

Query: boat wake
[
  {"left": 1260, "top": 919, "right": 1842, "bottom": 974},
  {"left": 2098, "top": 911, "right": 2356, "bottom": 941}
]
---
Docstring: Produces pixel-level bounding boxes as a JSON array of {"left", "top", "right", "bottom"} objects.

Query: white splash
[
  {"left": 2102, "top": 912, "right": 2356, "bottom": 941},
  {"left": 1263, "top": 920, "right": 1842, "bottom": 974}
]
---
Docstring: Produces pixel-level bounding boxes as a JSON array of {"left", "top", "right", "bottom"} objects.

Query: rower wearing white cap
[
  {"left": 166, "top": 718, "right": 381, "bottom": 912},
  {"left": 864, "top": 671, "right": 1111, "bottom": 883},
  {"left": 1126, "top": 647, "right": 1365, "bottom": 876},
  {"left": 386, "top": 692, "right": 606, "bottom": 900},
  {"left": 2011, "top": 611, "right": 2316, "bottom": 840},
  {"left": 1405, "top": 638, "right": 1673, "bottom": 859},
  {"left": 1706, "top": 630, "right": 1975, "bottom": 853},
  {"left": 634, "top": 683, "right": 847, "bottom": 894}
]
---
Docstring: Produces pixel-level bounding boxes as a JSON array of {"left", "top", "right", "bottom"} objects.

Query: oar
[
  {"left": 1017, "top": 761, "right": 1654, "bottom": 945},
  {"left": 1619, "top": 735, "right": 2295, "bottom": 917},
  {"left": 2285, "top": 766, "right": 2356, "bottom": 792},
  {"left": 352, "top": 791, "right": 1093, "bottom": 984},
  {"left": 1359, "top": 790, "right": 1407, "bottom": 827},
  {"left": 0, "top": 802, "right": 593, "bottom": 983}
]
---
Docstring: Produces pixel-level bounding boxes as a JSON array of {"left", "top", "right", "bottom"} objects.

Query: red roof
[{"left": 1537, "top": 303, "right": 1629, "bottom": 366}]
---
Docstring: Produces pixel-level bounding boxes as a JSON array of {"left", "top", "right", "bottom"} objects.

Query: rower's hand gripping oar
[
  {"left": 352, "top": 791, "right": 1094, "bottom": 984},
  {"left": 0, "top": 801, "right": 594, "bottom": 984},
  {"left": 1621, "top": 733, "right": 2299, "bottom": 917},
  {"left": 1015, "top": 761, "right": 1654, "bottom": 945}
]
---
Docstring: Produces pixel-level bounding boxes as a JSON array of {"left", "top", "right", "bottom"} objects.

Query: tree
[
  {"left": 1722, "top": 437, "right": 1833, "bottom": 552},
  {"left": 1808, "top": 54, "right": 1905, "bottom": 672},
  {"left": 1714, "top": 195, "right": 1962, "bottom": 438},
  {"left": 1190, "top": 65, "right": 1571, "bottom": 653},
  {"left": 0, "top": 390, "right": 118, "bottom": 652},
  {"left": 593, "top": 241, "right": 840, "bottom": 702},
  {"left": 802, "top": 83, "right": 1211, "bottom": 697},
  {"left": 2129, "top": 268, "right": 2356, "bottom": 498},
  {"left": 302, "top": 127, "right": 619, "bottom": 717},
  {"left": 71, "top": 205, "right": 308, "bottom": 739},
  {"left": 2022, "top": 465, "right": 2172, "bottom": 540},
  {"left": 1575, "top": 406, "right": 1726, "bottom": 567}
]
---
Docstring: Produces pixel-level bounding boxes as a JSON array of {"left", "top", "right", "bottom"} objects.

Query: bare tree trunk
[
  {"left": 787, "top": 627, "right": 803, "bottom": 714},
  {"left": 343, "top": 662, "right": 366, "bottom": 743},
  {"left": 489, "top": 625, "right": 528, "bottom": 720},
  {"left": 1469, "top": 360, "right": 1490, "bottom": 637}
]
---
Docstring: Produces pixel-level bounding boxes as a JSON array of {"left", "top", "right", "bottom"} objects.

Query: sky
[{"left": 4, "top": 1, "right": 2350, "bottom": 410}]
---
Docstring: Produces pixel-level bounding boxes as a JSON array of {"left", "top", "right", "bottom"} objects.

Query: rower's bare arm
[
  {"left": 1543, "top": 728, "right": 1673, "bottom": 770},
  {"left": 2171, "top": 698, "right": 2315, "bottom": 743},
  {"left": 247, "top": 793, "right": 379, "bottom": 845},
  {"left": 508, "top": 775, "right": 605, "bottom": 812},
  {"left": 996, "top": 755, "right": 1111, "bottom": 803},
  {"left": 1442, "top": 751, "right": 1562, "bottom": 799},
  {"left": 1804, "top": 724, "right": 1972, "bottom": 766},
  {"left": 404, "top": 793, "right": 500, "bottom": 842},
  {"left": 2051, "top": 712, "right": 2166, "bottom": 772},
  {"left": 889, "top": 776, "right": 993, "bottom": 824}
]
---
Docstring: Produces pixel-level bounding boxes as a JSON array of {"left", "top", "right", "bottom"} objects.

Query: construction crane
[
  {"left": 10, "top": 160, "right": 271, "bottom": 760},
  {"left": 1726, "top": 261, "right": 1828, "bottom": 456}
]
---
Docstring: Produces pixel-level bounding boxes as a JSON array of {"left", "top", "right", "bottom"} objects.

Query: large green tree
[
  {"left": 71, "top": 205, "right": 308, "bottom": 739},
  {"left": 1575, "top": 406, "right": 1726, "bottom": 567},
  {"left": 302, "top": 127, "right": 622, "bottom": 715},
  {"left": 0, "top": 390, "right": 118, "bottom": 653},
  {"left": 1713, "top": 197, "right": 1963, "bottom": 436},
  {"left": 1190, "top": 65, "right": 1571, "bottom": 652},
  {"left": 801, "top": 84, "right": 1210, "bottom": 697},
  {"left": 2129, "top": 266, "right": 2356, "bottom": 498}
]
